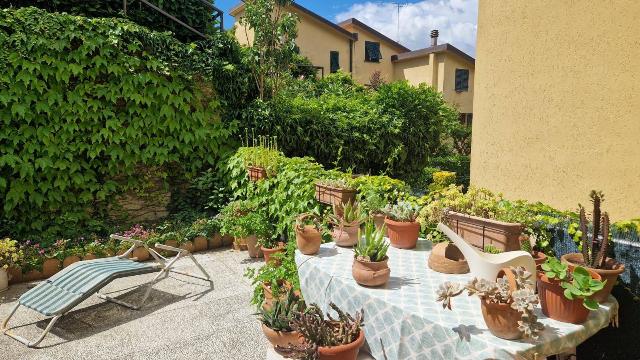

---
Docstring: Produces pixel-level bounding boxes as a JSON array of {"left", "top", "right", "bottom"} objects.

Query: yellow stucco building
[
  {"left": 230, "top": 2, "right": 475, "bottom": 118},
  {"left": 471, "top": 0, "right": 640, "bottom": 220}
]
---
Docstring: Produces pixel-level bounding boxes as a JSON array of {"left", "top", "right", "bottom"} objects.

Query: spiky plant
[
  {"left": 256, "top": 288, "right": 304, "bottom": 332},
  {"left": 579, "top": 191, "right": 610, "bottom": 269},
  {"left": 354, "top": 221, "right": 389, "bottom": 262},
  {"left": 328, "top": 202, "right": 364, "bottom": 226}
]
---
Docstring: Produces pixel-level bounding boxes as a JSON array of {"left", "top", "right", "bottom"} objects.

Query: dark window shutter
[
  {"left": 455, "top": 69, "right": 469, "bottom": 92},
  {"left": 330, "top": 51, "right": 340, "bottom": 73},
  {"left": 365, "top": 41, "right": 381, "bottom": 62}
]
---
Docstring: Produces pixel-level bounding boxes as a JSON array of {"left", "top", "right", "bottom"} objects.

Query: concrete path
[{"left": 0, "top": 247, "right": 269, "bottom": 360}]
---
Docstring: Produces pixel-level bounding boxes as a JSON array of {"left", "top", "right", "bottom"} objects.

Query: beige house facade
[
  {"left": 230, "top": 2, "right": 475, "bottom": 118},
  {"left": 471, "top": 0, "right": 640, "bottom": 220}
]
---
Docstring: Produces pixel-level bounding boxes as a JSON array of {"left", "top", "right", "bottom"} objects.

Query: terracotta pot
[
  {"left": 63, "top": 255, "right": 81, "bottom": 268},
  {"left": 0, "top": 268, "right": 8, "bottom": 292},
  {"left": 317, "top": 328, "right": 365, "bottom": 360},
  {"left": 296, "top": 225, "right": 322, "bottom": 255},
  {"left": 222, "top": 234, "right": 234, "bottom": 246},
  {"left": 209, "top": 233, "right": 223, "bottom": 249},
  {"left": 352, "top": 257, "right": 390, "bottom": 287},
  {"left": 332, "top": 224, "right": 360, "bottom": 247},
  {"left": 248, "top": 166, "right": 267, "bottom": 181},
  {"left": 445, "top": 211, "right": 524, "bottom": 251},
  {"left": 372, "top": 213, "right": 386, "bottom": 232},
  {"left": 385, "top": 218, "right": 420, "bottom": 249},
  {"left": 532, "top": 251, "right": 547, "bottom": 267},
  {"left": 428, "top": 242, "right": 469, "bottom": 274},
  {"left": 315, "top": 183, "right": 357, "bottom": 206},
  {"left": 156, "top": 239, "right": 178, "bottom": 256},
  {"left": 561, "top": 253, "right": 625, "bottom": 303},
  {"left": 244, "top": 235, "right": 263, "bottom": 258},
  {"left": 7, "top": 266, "right": 22, "bottom": 284},
  {"left": 480, "top": 299, "right": 522, "bottom": 339},
  {"left": 262, "top": 243, "right": 285, "bottom": 264},
  {"left": 83, "top": 254, "right": 97, "bottom": 261},
  {"left": 132, "top": 247, "right": 150, "bottom": 262},
  {"left": 179, "top": 240, "right": 194, "bottom": 253},
  {"left": 537, "top": 269, "right": 601, "bottom": 324},
  {"left": 42, "top": 258, "right": 62, "bottom": 278},
  {"left": 23, "top": 270, "right": 43, "bottom": 282},
  {"left": 193, "top": 236, "right": 209, "bottom": 252},
  {"left": 262, "top": 281, "right": 300, "bottom": 310},
  {"left": 261, "top": 324, "right": 301, "bottom": 348}
]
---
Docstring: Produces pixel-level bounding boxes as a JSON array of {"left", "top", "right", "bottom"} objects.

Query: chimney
[{"left": 430, "top": 29, "right": 439, "bottom": 47}]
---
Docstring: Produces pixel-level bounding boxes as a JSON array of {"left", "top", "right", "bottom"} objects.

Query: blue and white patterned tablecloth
[{"left": 295, "top": 240, "right": 618, "bottom": 360}]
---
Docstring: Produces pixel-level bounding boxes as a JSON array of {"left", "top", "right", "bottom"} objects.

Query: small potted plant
[
  {"left": 42, "top": 240, "right": 63, "bottom": 278},
  {"left": 436, "top": 267, "right": 544, "bottom": 340},
  {"left": 295, "top": 213, "right": 324, "bottom": 255},
  {"left": 60, "top": 240, "right": 84, "bottom": 268},
  {"left": 276, "top": 303, "right": 365, "bottom": 360},
  {"left": 243, "top": 134, "right": 280, "bottom": 182},
  {"left": 352, "top": 221, "right": 390, "bottom": 287},
  {"left": 0, "top": 238, "right": 23, "bottom": 292},
  {"left": 363, "top": 193, "right": 388, "bottom": 231},
  {"left": 537, "top": 257, "right": 605, "bottom": 324},
  {"left": 561, "top": 191, "right": 625, "bottom": 302},
  {"left": 83, "top": 239, "right": 107, "bottom": 261},
  {"left": 328, "top": 202, "right": 364, "bottom": 247},
  {"left": 519, "top": 234, "right": 547, "bottom": 266},
  {"left": 315, "top": 178, "right": 357, "bottom": 206},
  {"left": 260, "top": 236, "right": 285, "bottom": 265},
  {"left": 257, "top": 288, "right": 305, "bottom": 349},
  {"left": 204, "top": 218, "right": 223, "bottom": 249},
  {"left": 185, "top": 219, "right": 209, "bottom": 253},
  {"left": 122, "top": 224, "right": 151, "bottom": 261},
  {"left": 383, "top": 201, "right": 421, "bottom": 249},
  {"left": 21, "top": 242, "right": 44, "bottom": 282}
]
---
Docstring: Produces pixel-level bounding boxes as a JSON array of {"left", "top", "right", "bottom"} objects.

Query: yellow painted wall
[
  {"left": 441, "top": 53, "right": 474, "bottom": 114},
  {"left": 393, "top": 56, "right": 431, "bottom": 85},
  {"left": 232, "top": 7, "right": 352, "bottom": 77},
  {"left": 341, "top": 23, "right": 406, "bottom": 85},
  {"left": 471, "top": 0, "right": 640, "bottom": 220}
]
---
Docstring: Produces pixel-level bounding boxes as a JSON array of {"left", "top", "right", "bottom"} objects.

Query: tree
[{"left": 239, "top": 0, "right": 299, "bottom": 100}]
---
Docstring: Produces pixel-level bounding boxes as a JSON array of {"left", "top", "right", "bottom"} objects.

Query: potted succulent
[
  {"left": 243, "top": 135, "right": 280, "bottom": 182},
  {"left": 561, "top": 191, "right": 625, "bottom": 302},
  {"left": 328, "top": 202, "right": 364, "bottom": 247},
  {"left": 276, "top": 303, "right": 365, "bottom": 360},
  {"left": 383, "top": 201, "right": 421, "bottom": 249},
  {"left": 363, "top": 193, "right": 388, "bottom": 231},
  {"left": 315, "top": 178, "right": 357, "bottom": 206},
  {"left": 537, "top": 257, "right": 605, "bottom": 324},
  {"left": 0, "top": 238, "right": 23, "bottom": 292},
  {"left": 295, "top": 213, "right": 324, "bottom": 255},
  {"left": 352, "top": 221, "right": 390, "bottom": 287},
  {"left": 257, "top": 288, "right": 305, "bottom": 349},
  {"left": 436, "top": 267, "right": 544, "bottom": 340}
]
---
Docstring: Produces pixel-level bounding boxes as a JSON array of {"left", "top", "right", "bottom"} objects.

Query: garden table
[{"left": 295, "top": 240, "right": 618, "bottom": 360}]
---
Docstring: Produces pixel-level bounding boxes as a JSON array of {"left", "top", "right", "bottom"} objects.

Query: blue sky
[{"left": 216, "top": 0, "right": 478, "bottom": 56}]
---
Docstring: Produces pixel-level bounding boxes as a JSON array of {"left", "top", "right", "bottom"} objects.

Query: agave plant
[
  {"left": 354, "top": 221, "right": 389, "bottom": 262},
  {"left": 256, "top": 288, "right": 305, "bottom": 332},
  {"left": 328, "top": 202, "right": 364, "bottom": 226}
]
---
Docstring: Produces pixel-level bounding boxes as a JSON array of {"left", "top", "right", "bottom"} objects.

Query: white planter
[{"left": 0, "top": 268, "right": 8, "bottom": 293}]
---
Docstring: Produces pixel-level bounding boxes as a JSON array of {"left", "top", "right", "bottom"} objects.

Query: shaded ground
[{"left": 0, "top": 248, "right": 268, "bottom": 360}]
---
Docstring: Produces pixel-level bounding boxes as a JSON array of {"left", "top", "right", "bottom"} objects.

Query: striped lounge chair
[{"left": 2, "top": 235, "right": 211, "bottom": 347}]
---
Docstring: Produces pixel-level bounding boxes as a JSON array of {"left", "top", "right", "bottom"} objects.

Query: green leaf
[{"left": 583, "top": 298, "right": 599, "bottom": 311}]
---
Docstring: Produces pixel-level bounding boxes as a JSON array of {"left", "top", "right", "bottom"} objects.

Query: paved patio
[{"left": 0, "top": 247, "right": 269, "bottom": 360}]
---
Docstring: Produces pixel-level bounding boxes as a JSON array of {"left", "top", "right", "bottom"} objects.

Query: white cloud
[{"left": 335, "top": 0, "right": 478, "bottom": 56}]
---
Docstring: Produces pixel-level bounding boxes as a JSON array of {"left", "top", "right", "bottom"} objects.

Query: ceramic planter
[
  {"left": 561, "top": 253, "right": 624, "bottom": 303},
  {"left": 42, "top": 258, "right": 61, "bottom": 278},
  {"left": 222, "top": 234, "right": 234, "bottom": 247},
  {"left": 209, "top": 233, "right": 223, "bottom": 249},
  {"left": 0, "top": 268, "right": 8, "bottom": 292},
  {"left": 262, "top": 243, "right": 285, "bottom": 264},
  {"left": 7, "top": 266, "right": 22, "bottom": 284},
  {"left": 179, "top": 240, "right": 194, "bottom": 253},
  {"left": 247, "top": 166, "right": 267, "bottom": 182},
  {"left": 428, "top": 242, "right": 469, "bottom": 274},
  {"left": 385, "top": 218, "right": 420, "bottom": 249},
  {"left": 480, "top": 299, "right": 523, "bottom": 340},
  {"left": 445, "top": 211, "right": 524, "bottom": 251},
  {"left": 244, "top": 235, "right": 263, "bottom": 258},
  {"left": 372, "top": 213, "right": 386, "bottom": 232},
  {"left": 296, "top": 225, "right": 322, "bottom": 255},
  {"left": 193, "top": 236, "right": 209, "bottom": 252},
  {"left": 261, "top": 324, "right": 301, "bottom": 348},
  {"left": 532, "top": 251, "right": 547, "bottom": 267},
  {"left": 332, "top": 224, "right": 360, "bottom": 247},
  {"left": 83, "top": 254, "right": 97, "bottom": 261},
  {"left": 262, "top": 281, "right": 297, "bottom": 310},
  {"left": 132, "top": 246, "right": 150, "bottom": 261},
  {"left": 352, "top": 257, "right": 390, "bottom": 287},
  {"left": 317, "top": 328, "right": 365, "bottom": 360},
  {"left": 315, "top": 183, "right": 357, "bottom": 206},
  {"left": 537, "top": 269, "right": 601, "bottom": 324},
  {"left": 23, "top": 270, "right": 43, "bottom": 282},
  {"left": 63, "top": 255, "right": 81, "bottom": 268}
]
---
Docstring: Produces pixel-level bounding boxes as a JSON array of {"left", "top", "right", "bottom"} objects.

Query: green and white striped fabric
[{"left": 20, "top": 258, "right": 161, "bottom": 316}]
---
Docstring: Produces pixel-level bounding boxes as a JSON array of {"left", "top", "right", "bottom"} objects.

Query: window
[
  {"left": 458, "top": 113, "right": 473, "bottom": 127},
  {"left": 455, "top": 68, "right": 469, "bottom": 92},
  {"left": 364, "top": 41, "right": 382, "bottom": 62},
  {"left": 330, "top": 51, "right": 340, "bottom": 73}
]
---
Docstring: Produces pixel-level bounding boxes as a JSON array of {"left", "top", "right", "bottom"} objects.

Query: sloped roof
[
  {"left": 337, "top": 18, "right": 411, "bottom": 53},
  {"left": 391, "top": 43, "right": 475, "bottom": 64}
]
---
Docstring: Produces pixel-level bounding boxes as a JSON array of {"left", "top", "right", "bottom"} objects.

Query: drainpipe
[{"left": 349, "top": 39, "right": 353, "bottom": 74}]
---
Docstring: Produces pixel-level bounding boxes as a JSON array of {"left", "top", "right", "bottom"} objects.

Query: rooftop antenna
[{"left": 391, "top": 2, "right": 408, "bottom": 42}]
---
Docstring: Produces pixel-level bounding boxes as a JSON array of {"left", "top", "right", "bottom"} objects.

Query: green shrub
[{"left": 0, "top": 8, "right": 237, "bottom": 240}]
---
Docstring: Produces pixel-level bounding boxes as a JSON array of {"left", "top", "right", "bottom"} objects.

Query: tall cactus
[{"left": 579, "top": 191, "right": 610, "bottom": 269}]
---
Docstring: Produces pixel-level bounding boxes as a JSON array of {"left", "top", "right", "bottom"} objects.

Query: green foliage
[
  {"left": 541, "top": 257, "right": 605, "bottom": 310},
  {"left": 256, "top": 288, "right": 304, "bottom": 332},
  {"left": 578, "top": 190, "right": 611, "bottom": 269},
  {"left": 383, "top": 201, "right": 420, "bottom": 222},
  {"left": 245, "top": 241, "right": 300, "bottom": 306},
  {"left": 483, "top": 244, "right": 502, "bottom": 254},
  {"left": 218, "top": 200, "right": 272, "bottom": 240},
  {"left": 0, "top": 8, "right": 239, "bottom": 240},
  {"left": 428, "top": 171, "right": 456, "bottom": 193},
  {"left": 329, "top": 202, "right": 364, "bottom": 226},
  {"left": 354, "top": 222, "right": 389, "bottom": 262}
]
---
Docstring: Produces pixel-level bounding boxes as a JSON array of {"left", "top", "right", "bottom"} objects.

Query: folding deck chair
[{"left": 2, "top": 235, "right": 212, "bottom": 348}]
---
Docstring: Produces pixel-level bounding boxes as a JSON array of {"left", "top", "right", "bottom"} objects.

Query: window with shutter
[
  {"left": 455, "top": 69, "right": 469, "bottom": 92},
  {"left": 364, "top": 41, "right": 382, "bottom": 62},
  {"left": 330, "top": 51, "right": 340, "bottom": 73}
]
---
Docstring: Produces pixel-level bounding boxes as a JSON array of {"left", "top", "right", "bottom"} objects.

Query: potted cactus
[
  {"left": 0, "top": 238, "right": 23, "bottom": 292},
  {"left": 257, "top": 288, "right": 305, "bottom": 349},
  {"left": 276, "top": 303, "right": 365, "bottom": 360},
  {"left": 561, "top": 191, "right": 625, "bottom": 302},
  {"left": 383, "top": 201, "right": 421, "bottom": 249},
  {"left": 436, "top": 267, "right": 544, "bottom": 340},
  {"left": 328, "top": 202, "right": 364, "bottom": 247},
  {"left": 352, "top": 221, "right": 390, "bottom": 287},
  {"left": 537, "top": 257, "right": 605, "bottom": 324},
  {"left": 295, "top": 213, "right": 324, "bottom": 255},
  {"left": 315, "top": 178, "right": 357, "bottom": 206}
]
